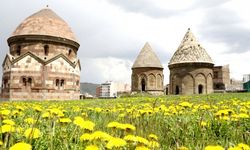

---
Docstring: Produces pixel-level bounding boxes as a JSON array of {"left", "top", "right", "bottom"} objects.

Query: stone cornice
[
  {"left": 2, "top": 54, "right": 12, "bottom": 67},
  {"left": 168, "top": 62, "right": 214, "bottom": 69},
  {"left": 7, "top": 35, "right": 80, "bottom": 50},
  {"left": 132, "top": 67, "right": 164, "bottom": 71}
]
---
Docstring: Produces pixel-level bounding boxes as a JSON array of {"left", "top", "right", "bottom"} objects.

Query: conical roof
[
  {"left": 132, "top": 42, "right": 163, "bottom": 69},
  {"left": 11, "top": 8, "right": 78, "bottom": 42},
  {"left": 169, "top": 28, "right": 213, "bottom": 65}
]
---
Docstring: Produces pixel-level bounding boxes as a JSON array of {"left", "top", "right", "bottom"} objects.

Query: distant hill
[{"left": 80, "top": 82, "right": 99, "bottom": 96}]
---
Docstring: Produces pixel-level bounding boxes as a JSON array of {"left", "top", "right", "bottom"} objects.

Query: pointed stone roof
[
  {"left": 11, "top": 8, "right": 78, "bottom": 42},
  {"left": 132, "top": 42, "right": 163, "bottom": 69},
  {"left": 169, "top": 28, "right": 213, "bottom": 65}
]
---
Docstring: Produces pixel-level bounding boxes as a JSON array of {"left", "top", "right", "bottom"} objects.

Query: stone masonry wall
[
  {"left": 169, "top": 63, "right": 213, "bottom": 95},
  {"left": 1, "top": 38, "right": 80, "bottom": 100},
  {"left": 131, "top": 67, "right": 164, "bottom": 95}
]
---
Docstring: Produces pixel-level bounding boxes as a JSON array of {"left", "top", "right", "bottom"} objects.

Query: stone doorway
[
  {"left": 198, "top": 84, "right": 203, "bottom": 94},
  {"left": 141, "top": 79, "right": 146, "bottom": 91},
  {"left": 175, "top": 85, "right": 179, "bottom": 95}
]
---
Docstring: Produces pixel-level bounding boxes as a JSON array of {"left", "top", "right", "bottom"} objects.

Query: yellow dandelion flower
[
  {"left": 0, "top": 140, "right": 3, "bottom": 146},
  {"left": 107, "top": 121, "right": 120, "bottom": 128},
  {"left": 178, "top": 146, "right": 189, "bottom": 150},
  {"left": 80, "top": 133, "right": 92, "bottom": 141},
  {"left": 2, "top": 119, "right": 15, "bottom": 125},
  {"left": 205, "top": 145, "right": 224, "bottom": 150},
  {"left": 238, "top": 113, "right": 249, "bottom": 119},
  {"left": 16, "top": 127, "right": 23, "bottom": 133},
  {"left": 42, "top": 112, "right": 51, "bottom": 119},
  {"left": 24, "top": 128, "right": 41, "bottom": 139},
  {"left": 82, "top": 112, "right": 88, "bottom": 118},
  {"left": 240, "top": 108, "right": 248, "bottom": 113},
  {"left": 34, "top": 106, "right": 42, "bottom": 112},
  {"left": 9, "top": 142, "right": 32, "bottom": 150},
  {"left": 106, "top": 137, "right": 127, "bottom": 149},
  {"left": 237, "top": 143, "right": 250, "bottom": 150},
  {"left": 74, "top": 117, "right": 95, "bottom": 131},
  {"left": 95, "top": 107, "right": 102, "bottom": 112},
  {"left": 92, "top": 131, "right": 112, "bottom": 141},
  {"left": 58, "top": 118, "right": 72, "bottom": 123},
  {"left": 49, "top": 108, "right": 64, "bottom": 117},
  {"left": 179, "top": 102, "right": 193, "bottom": 108},
  {"left": 16, "top": 106, "right": 25, "bottom": 111},
  {"left": 24, "top": 118, "right": 35, "bottom": 124},
  {"left": 11, "top": 110, "right": 20, "bottom": 117},
  {"left": 122, "top": 124, "right": 136, "bottom": 131},
  {"left": 135, "top": 146, "right": 150, "bottom": 150},
  {"left": 200, "top": 121, "right": 208, "bottom": 128},
  {"left": 118, "top": 113, "right": 126, "bottom": 118},
  {"left": 85, "top": 145, "right": 99, "bottom": 150},
  {"left": 136, "top": 136, "right": 149, "bottom": 146},
  {"left": 81, "top": 120, "right": 95, "bottom": 131},
  {"left": 0, "top": 124, "right": 15, "bottom": 133},
  {"left": 124, "top": 134, "right": 137, "bottom": 142},
  {"left": 73, "top": 116, "right": 84, "bottom": 126},
  {"left": 148, "top": 134, "right": 158, "bottom": 141},
  {"left": 0, "top": 109, "right": 11, "bottom": 116},
  {"left": 148, "top": 141, "right": 160, "bottom": 148},
  {"left": 73, "top": 106, "right": 81, "bottom": 112}
]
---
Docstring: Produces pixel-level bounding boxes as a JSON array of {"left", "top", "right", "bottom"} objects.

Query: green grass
[{"left": 0, "top": 93, "right": 250, "bottom": 150}]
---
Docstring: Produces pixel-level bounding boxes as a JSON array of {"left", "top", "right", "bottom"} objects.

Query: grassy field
[{"left": 0, "top": 93, "right": 250, "bottom": 150}]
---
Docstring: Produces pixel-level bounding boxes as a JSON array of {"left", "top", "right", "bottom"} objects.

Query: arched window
[
  {"left": 56, "top": 79, "right": 60, "bottom": 87},
  {"left": 68, "top": 49, "right": 72, "bottom": 56},
  {"left": 3, "top": 79, "right": 8, "bottom": 88},
  {"left": 17, "top": 45, "right": 21, "bottom": 56},
  {"left": 28, "top": 78, "right": 32, "bottom": 86},
  {"left": 22, "top": 77, "right": 27, "bottom": 86},
  {"left": 44, "top": 45, "right": 49, "bottom": 56},
  {"left": 76, "top": 80, "right": 79, "bottom": 86},
  {"left": 60, "top": 79, "right": 64, "bottom": 87}
]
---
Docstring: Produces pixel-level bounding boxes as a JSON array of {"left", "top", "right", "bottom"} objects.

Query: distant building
[
  {"left": 227, "top": 79, "right": 244, "bottom": 91},
  {"left": 116, "top": 83, "right": 131, "bottom": 93},
  {"left": 96, "top": 81, "right": 131, "bottom": 98},
  {"left": 243, "top": 74, "right": 250, "bottom": 83},
  {"left": 243, "top": 81, "right": 250, "bottom": 92},
  {"left": 164, "top": 84, "right": 169, "bottom": 95},
  {"left": 131, "top": 42, "right": 164, "bottom": 95},
  {"left": 80, "top": 93, "right": 94, "bottom": 99},
  {"left": 96, "top": 81, "right": 117, "bottom": 98},
  {"left": 96, "top": 86, "right": 101, "bottom": 98},
  {"left": 213, "top": 65, "right": 230, "bottom": 91}
]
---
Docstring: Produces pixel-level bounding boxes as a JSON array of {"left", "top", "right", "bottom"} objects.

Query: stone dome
[
  {"left": 11, "top": 8, "right": 78, "bottom": 42},
  {"left": 132, "top": 42, "right": 163, "bottom": 69},
  {"left": 169, "top": 28, "right": 213, "bottom": 65}
]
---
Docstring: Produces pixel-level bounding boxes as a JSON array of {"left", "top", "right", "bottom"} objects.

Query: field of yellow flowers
[{"left": 0, "top": 93, "right": 250, "bottom": 150}]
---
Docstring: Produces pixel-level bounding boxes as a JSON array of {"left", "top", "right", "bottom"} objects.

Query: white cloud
[{"left": 81, "top": 57, "right": 132, "bottom": 83}]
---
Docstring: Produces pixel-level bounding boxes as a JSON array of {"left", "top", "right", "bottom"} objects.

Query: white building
[
  {"left": 227, "top": 79, "right": 243, "bottom": 91},
  {"left": 96, "top": 81, "right": 131, "bottom": 98},
  {"left": 243, "top": 74, "right": 250, "bottom": 83}
]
